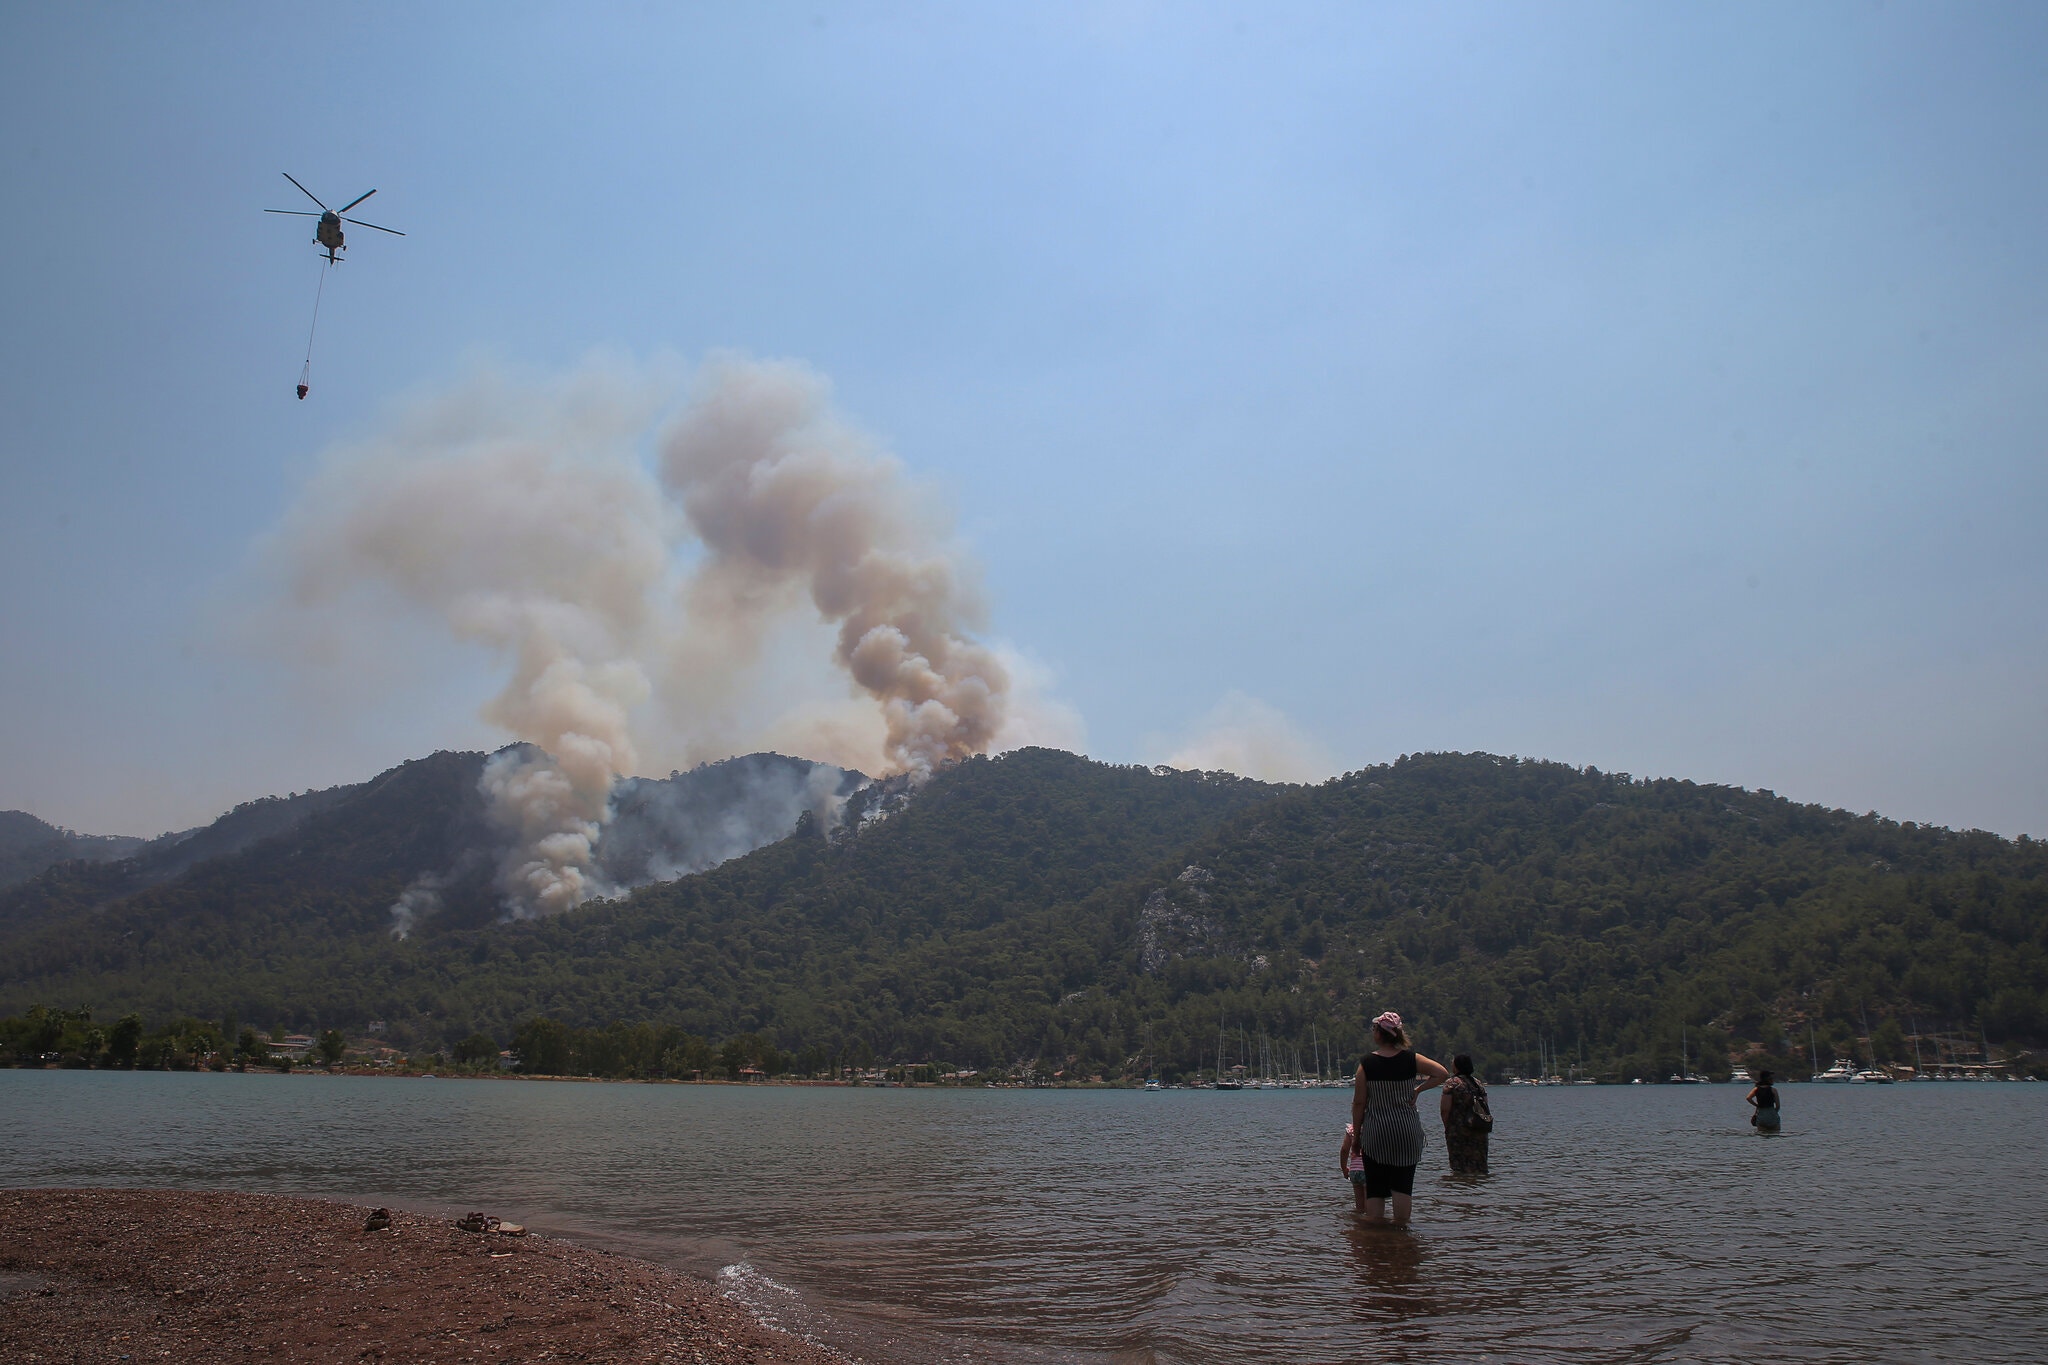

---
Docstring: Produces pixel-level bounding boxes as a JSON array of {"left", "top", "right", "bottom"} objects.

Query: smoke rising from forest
[
  {"left": 270, "top": 354, "right": 1039, "bottom": 920},
  {"left": 1163, "top": 692, "right": 1331, "bottom": 784},
  {"left": 662, "top": 358, "right": 1009, "bottom": 778}
]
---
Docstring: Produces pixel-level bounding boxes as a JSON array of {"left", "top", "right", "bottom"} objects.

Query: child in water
[
  {"left": 1338, "top": 1122, "right": 1368, "bottom": 1212},
  {"left": 1747, "top": 1069, "right": 1781, "bottom": 1131}
]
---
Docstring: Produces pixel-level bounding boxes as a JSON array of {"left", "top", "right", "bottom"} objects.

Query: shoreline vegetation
[
  {"left": 7, "top": 1003, "right": 2042, "bottom": 1085},
  {"left": 0, "top": 1187, "right": 842, "bottom": 1364}
]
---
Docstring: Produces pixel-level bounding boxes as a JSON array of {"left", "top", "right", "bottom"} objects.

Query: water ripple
[{"left": 3, "top": 1074, "right": 2045, "bottom": 1363}]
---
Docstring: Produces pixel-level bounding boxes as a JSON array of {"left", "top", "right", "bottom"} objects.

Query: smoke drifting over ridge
[
  {"left": 273, "top": 355, "right": 1041, "bottom": 919},
  {"left": 664, "top": 361, "right": 1008, "bottom": 778},
  {"left": 1162, "top": 692, "right": 1332, "bottom": 785}
]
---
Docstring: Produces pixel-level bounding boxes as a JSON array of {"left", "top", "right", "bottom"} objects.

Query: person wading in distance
[
  {"left": 1438, "top": 1054, "right": 1492, "bottom": 1175},
  {"left": 1350, "top": 1011, "right": 1450, "bottom": 1224},
  {"left": 1747, "top": 1069, "right": 1782, "bottom": 1132}
]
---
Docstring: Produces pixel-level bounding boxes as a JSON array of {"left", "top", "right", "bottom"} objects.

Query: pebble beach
[{"left": 0, "top": 1188, "right": 842, "bottom": 1364}]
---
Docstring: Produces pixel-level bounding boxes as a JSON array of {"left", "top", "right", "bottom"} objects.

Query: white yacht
[
  {"left": 1812, "top": 1058, "right": 1859, "bottom": 1083},
  {"left": 1728, "top": 1066, "right": 1753, "bottom": 1084},
  {"left": 1854, "top": 1067, "right": 1894, "bottom": 1084}
]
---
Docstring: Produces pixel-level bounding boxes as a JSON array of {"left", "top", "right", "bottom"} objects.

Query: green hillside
[
  {"left": 0, "top": 782, "right": 368, "bottom": 939},
  {"left": 0, "top": 810, "right": 146, "bottom": 892},
  {"left": 0, "top": 748, "right": 1282, "bottom": 1052},
  {"left": 0, "top": 751, "right": 494, "bottom": 1018},
  {"left": 3, "top": 748, "right": 2043, "bottom": 1081},
  {"left": 1097, "top": 753, "right": 2047, "bottom": 1081}
]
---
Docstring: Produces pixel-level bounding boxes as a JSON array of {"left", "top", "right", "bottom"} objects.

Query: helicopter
[{"left": 265, "top": 172, "right": 404, "bottom": 263}]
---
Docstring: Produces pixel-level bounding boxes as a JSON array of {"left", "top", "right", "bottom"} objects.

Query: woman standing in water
[
  {"left": 1746, "top": 1069, "right": 1781, "bottom": 1131},
  {"left": 1350, "top": 1011, "right": 1450, "bottom": 1223},
  {"left": 1438, "top": 1054, "right": 1491, "bottom": 1174}
]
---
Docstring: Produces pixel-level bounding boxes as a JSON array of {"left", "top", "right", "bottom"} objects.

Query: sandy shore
[{"left": 0, "top": 1188, "right": 845, "bottom": 1364}]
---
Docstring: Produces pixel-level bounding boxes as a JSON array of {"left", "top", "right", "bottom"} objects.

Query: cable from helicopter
[
  {"left": 266, "top": 172, "right": 404, "bottom": 400},
  {"left": 297, "top": 257, "right": 330, "bottom": 400}
]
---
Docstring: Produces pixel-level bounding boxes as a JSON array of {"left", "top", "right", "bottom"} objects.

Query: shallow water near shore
[{"left": 4, "top": 1072, "right": 2045, "bottom": 1363}]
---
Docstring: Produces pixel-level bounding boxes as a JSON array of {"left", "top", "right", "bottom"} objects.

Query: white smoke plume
[
  {"left": 1162, "top": 692, "right": 1331, "bottom": 784},
  {"left": 660, "top": 357, "right": 1007, "bottom": 777},
  {"left": 596, "top": 754, "right": 860, "bottom": 888},
  {"left": 278, "top": 364, "right": 664, "bottom": 918},
  {"left": 387, "top": 873, "right": 443, "bottom": 940},
  {"left": 269, "top": 354, "right": 1034, "bottom": 919}
]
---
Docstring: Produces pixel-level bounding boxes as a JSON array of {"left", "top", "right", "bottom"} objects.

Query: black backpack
[{"left": 1460, "top": 1080, "right": 1494, "bottom": 1134}]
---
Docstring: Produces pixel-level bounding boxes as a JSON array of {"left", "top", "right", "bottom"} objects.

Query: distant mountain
[
  {"left": 0, "top": 749, "right": 871, "bottom": 1013},
  {"left": 1098, "top": 754, "right": 2048, "bottom": 1081},
  {"left": 3, "top": 748, "right": 2043, "bottom": 1081},
  {"left": 0, "top": 748, "right": 1280, "bottom": 1038},
  {"left": 0, "top": 811, "right": 147, "bottom": 892},
  {"left": 466, "top": 750, "right": 2042, "bottom": 1079},
  {"left": 0, "top": 783, "right": 365, "bottom": 941},
  {"left": 416, "top": 748, "right": 1285, "bottom": 1051}
]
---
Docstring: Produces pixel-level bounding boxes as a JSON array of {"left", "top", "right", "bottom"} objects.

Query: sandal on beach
[{"left": 363, "top": 1208, "right": 392, "bottom": 1232}]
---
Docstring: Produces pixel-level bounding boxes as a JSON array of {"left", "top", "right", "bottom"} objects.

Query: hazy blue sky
[{"left": 3, "top": 3, "right": 2044, "bottom": 837}]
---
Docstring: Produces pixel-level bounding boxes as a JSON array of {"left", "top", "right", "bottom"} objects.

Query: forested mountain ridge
[
  {"left": 398, "top": 748, "right": 1284, "bottom": 1050},
  {"left": 1087, "top": 753, "right": 2047, "bottom": 1080},
  {"left": 0, "top": 748, "right": 1284, "bottom": 1047},
  {"left": 3, "top": 747, "right": 2042, "bottom": 1082},
  {"left": 0, "top": 751, "right": 493, "bottom": 1007},
  {"left": 0, "top": 810, "right": 146, "bottom": 892},
  {"left": 0, "top": 782, "right": 364, "bottom": 937},
  {"left": 0, "top": 749, "right": 874, "bottom": 1018}
]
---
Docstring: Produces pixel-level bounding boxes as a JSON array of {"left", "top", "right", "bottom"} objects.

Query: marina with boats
[{"left": 1141, "top": 1017, "right": 2038, "bottom": 1089}]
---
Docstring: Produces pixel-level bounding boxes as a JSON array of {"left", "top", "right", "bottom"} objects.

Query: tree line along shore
[{"left": 9, "top": 1002, "right": 2042, "bottom": 1084}]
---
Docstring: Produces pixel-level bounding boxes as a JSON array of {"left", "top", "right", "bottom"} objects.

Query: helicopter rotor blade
[
  {"left": 281, "top": 172, "right": 328, "bottom": 211},
  {"left": 265, "top": 209, "right": 321, "bottom": 217},
  {"left": 342, "top": 217, "right": 406, "bottom": 236},
  {"left": 338, "top": 188, "right": 378, "bottom": 214}
]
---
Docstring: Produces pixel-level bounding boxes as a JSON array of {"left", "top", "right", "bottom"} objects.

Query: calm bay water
[{"left": 3, "top": 1071, "right": 2044, "bottom": 1363}]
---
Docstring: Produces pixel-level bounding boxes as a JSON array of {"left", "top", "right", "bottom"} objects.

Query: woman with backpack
[{"left": 1439, "top": 1054, "right": 1492, "bottom": 1174}]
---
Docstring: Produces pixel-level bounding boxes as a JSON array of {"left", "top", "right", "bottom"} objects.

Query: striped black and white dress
[{"left": 1355, "top": 1049, "right": 1425, "bottom": 1167}]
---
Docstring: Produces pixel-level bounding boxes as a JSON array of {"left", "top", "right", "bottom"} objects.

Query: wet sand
[{"left": 0, "top": 1188, "right": 843, "bottom": 1364}]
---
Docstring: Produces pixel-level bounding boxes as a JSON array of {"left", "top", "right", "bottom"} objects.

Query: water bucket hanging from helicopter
[{"left": 265, "top": 172, "right": 404, "bottom": 399}]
